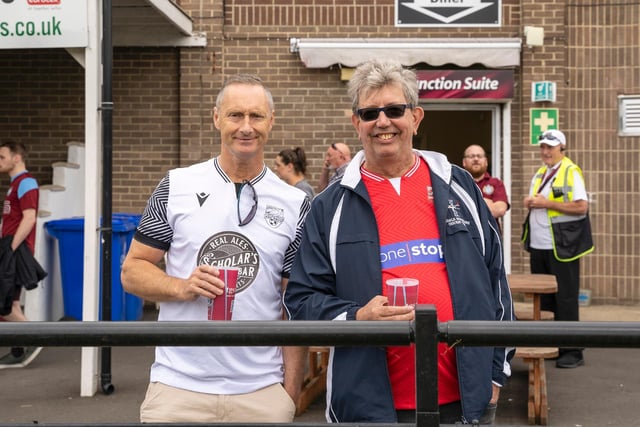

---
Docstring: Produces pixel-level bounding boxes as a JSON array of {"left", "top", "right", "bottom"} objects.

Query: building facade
[{"left": 1, "top": 0, "right": 638, "bottom": 304}]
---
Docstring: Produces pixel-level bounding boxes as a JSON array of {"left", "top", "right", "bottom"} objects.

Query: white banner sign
[{"left": 0, "top": 0, "right": 88, "bottom": 49}]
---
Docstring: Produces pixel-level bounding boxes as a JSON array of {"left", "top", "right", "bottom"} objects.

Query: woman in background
[{"left": 274, "top": 147, "right": 315, "bottom": 200}]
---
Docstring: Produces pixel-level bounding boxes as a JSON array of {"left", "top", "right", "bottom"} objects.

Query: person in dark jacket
[
  {"left": 284, "top": 59, "right": 514, "bottom": 424},
  {"left": 0, "top": 236, "right": 46, "bottom": 314},
  {"left": 0, "top": 140, "right": 43, "bottom": 368}
]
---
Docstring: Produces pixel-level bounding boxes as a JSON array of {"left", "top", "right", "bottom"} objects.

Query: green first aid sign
[{"left": 530, "top": 108, "right": 559, "bottom": 145}]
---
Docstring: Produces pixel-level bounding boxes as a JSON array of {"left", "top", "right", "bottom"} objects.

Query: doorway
[
  {"left": 413, "top": 104, "right": 502, "bottom": 178},
  {"left": 413, "top": 103, "right": 512, "bottom": 272}
]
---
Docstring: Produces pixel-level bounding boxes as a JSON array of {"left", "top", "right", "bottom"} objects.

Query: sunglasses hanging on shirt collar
[{"left": 237, "top": 180, "right": 258, "bottom": 226}]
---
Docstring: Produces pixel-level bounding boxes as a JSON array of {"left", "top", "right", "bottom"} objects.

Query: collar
[
  {"left": 474, "top": 171, "right": 492, "bottom": 183},
  {"left": 359, "top": 154, "right": 421, "bottom": 182},
  {"left": 213, "top": 157, "right": 267, "bottom": 185},
  {"left": 10, "top": 170, "right": 28, "bottom": 183},
  {"left": 341, "top": 149, "right": 451, "bottom": 190}
]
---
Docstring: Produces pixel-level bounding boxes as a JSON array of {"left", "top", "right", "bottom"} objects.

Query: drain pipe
[{"left": 100, "top": 0, "right": 115, "bottom": 395}]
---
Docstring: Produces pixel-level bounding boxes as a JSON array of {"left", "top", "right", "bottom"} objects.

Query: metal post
[
  {"left": 414, "top": 304, "right": 439, "bottom": 427},
  {"left": 100, "top": 0, "right": 114, "bottom": 396}
]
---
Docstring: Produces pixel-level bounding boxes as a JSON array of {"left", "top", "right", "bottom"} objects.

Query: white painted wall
[{"left": 25, "top": 142, "right": 85, "bottom": 321}]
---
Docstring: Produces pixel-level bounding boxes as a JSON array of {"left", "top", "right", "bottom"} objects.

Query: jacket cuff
[
  {"left": 346, "top": 306, "right": 360, "bottom": 320},
  {"left": 492, "top": 371, "right": 507, "bottom": 387}
]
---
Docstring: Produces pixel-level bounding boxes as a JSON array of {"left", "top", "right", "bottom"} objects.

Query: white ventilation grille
[{"left": 619, "top": 95, "right": 640, "bottom": 136}]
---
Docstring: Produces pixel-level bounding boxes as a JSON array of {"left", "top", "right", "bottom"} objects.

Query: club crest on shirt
[
  {"left": 264, "top": 205, "right": 284, "bottom": 228},
  {"left": 197, "top": 231, "right": 260, "bottom": 293},
  {"left": 447, "top": 200, "right": 461, "bottom": 217},
  {"left": 482, "top": 184, "right": 495, "bottom": 196},
  {"left": 445, "top": 199, "right": 470, "bottom": 228}
]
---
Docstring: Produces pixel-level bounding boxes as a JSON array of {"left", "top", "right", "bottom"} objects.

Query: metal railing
[{"left": 2, "top": 305, "right": 640, "bottom": 426}]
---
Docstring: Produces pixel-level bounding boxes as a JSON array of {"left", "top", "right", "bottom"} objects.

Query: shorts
[{"left": 140, "top": 381, "right": 296, "bottom": 423}]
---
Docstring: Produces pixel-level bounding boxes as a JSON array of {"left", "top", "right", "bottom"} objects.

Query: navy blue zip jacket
[{"left": 284, "top": 149, "right": 514, "bottom": 423}]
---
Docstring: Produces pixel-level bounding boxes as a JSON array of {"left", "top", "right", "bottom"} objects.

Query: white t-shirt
[
  {"left": 136, "top": 157, "right": 310, "bottom": 394},
  {"left": 528, "top": 162, "right": 587, "bottom": 250}
]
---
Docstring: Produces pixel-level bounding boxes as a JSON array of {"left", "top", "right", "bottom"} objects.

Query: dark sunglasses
[
  {"left": 356, "top": 104, "right": 413, "bottom": 122},
  {"left": 237, "top": 180, "right": 258, "bottom": 226}
]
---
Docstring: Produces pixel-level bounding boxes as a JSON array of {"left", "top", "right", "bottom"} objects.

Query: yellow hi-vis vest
[{"left": 522, "top": 156, "right": 594, "bottom": 262}]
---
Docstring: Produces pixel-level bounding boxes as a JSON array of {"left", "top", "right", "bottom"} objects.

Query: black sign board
[{"left": 396, "top": 0, "right": 500, "bottom": 27}]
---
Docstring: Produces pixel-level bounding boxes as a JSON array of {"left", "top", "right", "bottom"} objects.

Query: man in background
[
  {"left": 462, "top": 144, "right": 510, "bottom": 225},
  {"left": 316, "top": 142, "right": 351, "bottom": 192},
  {"left": 0, "top": 140, "right": 43, "bottom": 369}
]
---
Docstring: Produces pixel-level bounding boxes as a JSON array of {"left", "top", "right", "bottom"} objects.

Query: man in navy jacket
[{"left": 284, "top": 59, "right": 514, "bottom": 424}]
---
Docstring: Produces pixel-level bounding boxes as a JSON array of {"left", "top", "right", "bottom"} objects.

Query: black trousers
[{"left": 529, "top": 248, "right": 580, "bottom": 322}]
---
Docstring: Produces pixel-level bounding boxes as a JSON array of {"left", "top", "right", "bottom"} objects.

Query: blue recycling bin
[
  {"left": 44, "top": 215, "right": 138, "bottom": 321},
  {"left": 113, "top": 213, "right": 143, "bottom": 320}
]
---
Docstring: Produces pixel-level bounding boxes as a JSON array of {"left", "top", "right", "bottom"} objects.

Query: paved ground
[{"left": 2, "top": 304, "right": 640, "bottom": 426}]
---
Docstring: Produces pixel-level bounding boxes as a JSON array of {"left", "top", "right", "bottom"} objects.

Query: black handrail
[
  {"left": 2, "top": 318, "right": 640, "bottom": 348},
  {"left": 440, "top": 320, "right": 640, "bottom": 347},
  {"left": 0, "top": 320, "right": 412, "bottom": 347},
  {"left": 3, "top": 305, "right": 640, "bottom": 427}
]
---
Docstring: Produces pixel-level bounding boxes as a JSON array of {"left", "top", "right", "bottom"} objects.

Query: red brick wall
[
  {"left": 112, "top": 48, "right": 181, "bottom": 212},
  {"left": 176, "top": 0, "right": 224, "bottom": 166},
  {"left": 2, "top": 0, "right": 640, "bottom": 303},
  {"left": 0, "top": 49, "right": 84, "bottom": 190},
  {"left": 0, "top": 48, "right": 180, "bottom": 213},
  {"left": 566, "top": 2, "right": 640, "bottom": 303}
]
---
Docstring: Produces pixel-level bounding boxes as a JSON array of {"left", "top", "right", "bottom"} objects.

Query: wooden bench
[
  {"left": 508, "top": 274, "right": 558, "bottom": 425},
  {"left": 515, "top": 347, "right": 558, "bottom": 425},
  {"left": 514, "top": 302, "right": 555, "bottom": 321},
  {"left": 296, "top": 346, "right": 329, "bottom": 416}
]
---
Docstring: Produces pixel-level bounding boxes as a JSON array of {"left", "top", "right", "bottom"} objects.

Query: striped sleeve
[
  {"left": 134, "top": 174, "right": 172, "bottom": 251},
  {"left": 282, "top": 196, "right": 311, "bottom": 277}
]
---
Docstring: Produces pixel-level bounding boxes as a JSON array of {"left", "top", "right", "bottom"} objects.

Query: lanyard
[{"left": 536, "top": 166, "right": 559, "bottom": 195}]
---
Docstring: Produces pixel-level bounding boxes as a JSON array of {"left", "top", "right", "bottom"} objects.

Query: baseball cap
[{"left": 538, "top": 129, "right": 566, "bottom": 147}]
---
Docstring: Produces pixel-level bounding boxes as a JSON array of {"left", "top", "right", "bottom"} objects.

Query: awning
[
  {"left": 112, "top": 0, "right": 206, "bottom": 47},
  {"left": 290, "top": 38, "right": 522, "bottom": 68}
]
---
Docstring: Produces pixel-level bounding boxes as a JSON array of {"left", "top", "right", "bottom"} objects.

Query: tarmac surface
[{"left": 2, "top": 303, "right": 640, "bottom": 426}]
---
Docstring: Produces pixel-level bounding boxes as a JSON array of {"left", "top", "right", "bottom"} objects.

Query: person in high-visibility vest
[{"left": 522, "top": 129, "right": 594, "bottom": 369}]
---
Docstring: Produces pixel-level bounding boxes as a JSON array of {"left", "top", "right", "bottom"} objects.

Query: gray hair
[
  {"left": 347, "top": 59, "right": 419, "bottom": 112},
  {"left": 215, "top": 74, "right": 275, "bottom": 112}
]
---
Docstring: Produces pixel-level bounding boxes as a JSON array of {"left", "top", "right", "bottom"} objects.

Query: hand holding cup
[
  {"left": 385, "top": 278, "right": 419, "bottom": 306},
  {"left": 207, "top": 267, "right": 240, "bottom": 320}
]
